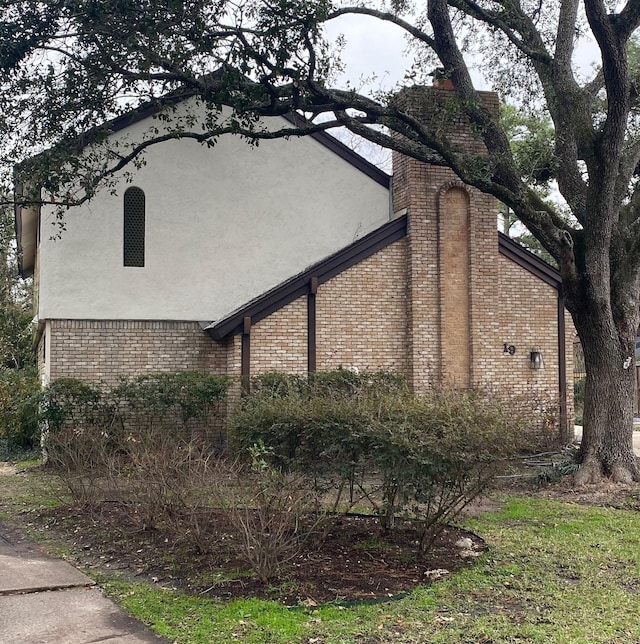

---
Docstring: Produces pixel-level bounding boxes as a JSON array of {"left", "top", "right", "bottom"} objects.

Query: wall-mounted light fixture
[{"left": 530, "top": 350, "right": 544, "bottom": 370}]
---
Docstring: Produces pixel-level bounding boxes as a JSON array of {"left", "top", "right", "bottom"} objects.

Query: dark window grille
[{"left": 124, "top": 187, "right": 145, "bottom": 267}]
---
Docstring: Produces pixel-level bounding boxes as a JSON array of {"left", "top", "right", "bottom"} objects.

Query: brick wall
[
  {"left": 316, "top": 238, "right": 409, "bottom": 373},
  {"left": 389, "top": 84, "right": 573, "bottom": 433},
  {"left": 247, "top": 240, "right": 409, "bottom": 376},
  {"left": 394, "top": 153, "right": 443, "bottom": 391},
  {"left": 46, "top": 320, "right": 227, "bottom": 386},
  {"left": 440, "top": 187, "right": 471, "bottom": 387},
  {"left": 493, "top": 255, "right": 575, "bottom": 431},
  {"left": 252, "top": 299, "right": 308, "bottom": 374},
  {"left": 489, "top": 257, "right": 561, "bottom": 393}
]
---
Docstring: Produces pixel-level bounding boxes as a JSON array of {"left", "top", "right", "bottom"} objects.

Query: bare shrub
[
  {"left": 40, "top": 373, "right": 229, "bottom": 515},
  {"left": 41, "top": 379, "right": 116, "bottom": 505},
  {"left": 165, "top": 452, "right": 239, "bottom": 554},
  {"left": 223, "top": 442, "right": 340, "bottom": 583}
]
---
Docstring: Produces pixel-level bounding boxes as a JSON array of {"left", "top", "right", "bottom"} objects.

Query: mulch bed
[{"left": 34, "top": 502, "right": 486, "bottom": 605}]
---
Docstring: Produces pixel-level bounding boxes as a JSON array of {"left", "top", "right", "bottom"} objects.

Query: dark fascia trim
[
  {"left": 208, "top": 214, "right": 407, "bottom": 340},
  {"left": 17, "top": 76, "right": 389, "bottom": 185},
  {"left": 86, "top": 92, "right": 188, "bottom": 143},
  {"left": 498, "top": 232, "right": 561, "bottom": 290},
  {"left": 281, "top": 113, "right": 390, "bottom": 189}
]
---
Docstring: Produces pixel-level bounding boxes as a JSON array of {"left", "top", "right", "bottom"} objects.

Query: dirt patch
[
  {"left": 31, "top": 502, "right": 485, "bottom": 605},
  {"left": 0, "top": 462, "right": 17, "bottom": 476},
  {"left": 513, "top": 477, "right": 640, "bottom": 510},
  {"left": 5, "top": 461, "right": 639, "bottom": 606}
]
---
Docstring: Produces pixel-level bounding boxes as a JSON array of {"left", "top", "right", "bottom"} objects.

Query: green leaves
[
  {"left": 0, "top": 366, "right": 39, "bottom": 456},
  {"left": 232, "top": 370, "right": 545, "bottom": 549},
  {"left": 500, "top": 104, "right": 556, "bottom": 189}
]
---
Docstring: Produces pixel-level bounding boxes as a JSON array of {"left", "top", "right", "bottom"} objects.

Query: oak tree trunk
[{"left": 574, "top": 314, "right": 639, "bottom": 484}]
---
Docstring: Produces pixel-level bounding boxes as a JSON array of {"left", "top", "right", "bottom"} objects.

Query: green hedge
[
  {"left": 0, "top": 367, "right": 40, "bottom": 457},
  {"left": 232, "top": 372, "right": 538, "bottom": 546},
  {"left": 40, "top": 372, "right": 230, "bottom": 472}
]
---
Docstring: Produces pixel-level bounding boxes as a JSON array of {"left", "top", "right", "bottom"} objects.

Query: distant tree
[
  {"left": 499, "top": 104, "right": 558, "bottom": 265},
  {"left": 2, "top": 1, "right": 640, "bottom": 483},
  {"left": 0, "top": 202, "right": 32, "bottom": 370}
]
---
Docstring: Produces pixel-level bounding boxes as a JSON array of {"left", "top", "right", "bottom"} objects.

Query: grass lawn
[
  {"left": 3, "top": 464, "right": 640, "bottom": 643},
  {"left": 98, "top": 496, "right": 640, "bottom": 643}
]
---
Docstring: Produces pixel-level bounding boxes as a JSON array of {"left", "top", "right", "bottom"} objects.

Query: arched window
[{"left": 123, "top": 187, "right": 145, "bottom": 267}]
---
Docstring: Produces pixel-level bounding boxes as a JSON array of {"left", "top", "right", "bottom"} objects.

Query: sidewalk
[
  {"left": 573, "top": 424, "right": 640, "bottom": 455},
  {"left": 0, "top": 521, "right": 167, "bottom": 644}
]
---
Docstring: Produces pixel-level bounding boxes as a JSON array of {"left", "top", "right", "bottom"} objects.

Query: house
[{"left": 15, "top": 84, "right": 574, "bottom": 440}]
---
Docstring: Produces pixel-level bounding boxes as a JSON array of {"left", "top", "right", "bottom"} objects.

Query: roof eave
[{"left": 208, "top": 214, "right": 408, "bottom": 340}]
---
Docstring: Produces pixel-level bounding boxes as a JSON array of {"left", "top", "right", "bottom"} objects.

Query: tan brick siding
[
  {"left": 440, "top": 187, "right": 471, "bottom": 387},
  {"left": 489, "top": 255, "right": 575, "bottom": 428},
  {"left": 246, "top": 240, "right": 409, "bottom": 377},
  {"left": 397, "top": 155, "right": 445, "bottom": 391},
  {"left": 252, "top": 299, "right": 308, "bottom": 374},
  {"left": 47, "top": 320, "right": 227, "bottom": 386},
  {"left": 390, "top": 85, "right": 572, "bottom": 434},
  {"left": 316, "top": 239, "right": 409, "bottom": 373}
]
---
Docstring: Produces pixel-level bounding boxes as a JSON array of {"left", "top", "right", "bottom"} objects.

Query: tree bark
[{"left": 573, "top": 310, "right": 639, "bottom": 484}]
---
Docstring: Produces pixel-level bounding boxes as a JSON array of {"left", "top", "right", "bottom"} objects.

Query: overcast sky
[
  {"left": 320, "top": 12, "right": 603, "bottom": 171},
  {"left": 323, "top": 12, "right": 601, "bottom": 96}
]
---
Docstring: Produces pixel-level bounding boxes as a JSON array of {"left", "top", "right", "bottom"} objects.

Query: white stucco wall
[{"left": 37, "top": 108, "right": 390, "bottom": 322}]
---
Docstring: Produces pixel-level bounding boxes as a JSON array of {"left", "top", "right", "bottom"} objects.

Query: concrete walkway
[{"left": 0, "top": 521, "right": 167, "bottom": 644}]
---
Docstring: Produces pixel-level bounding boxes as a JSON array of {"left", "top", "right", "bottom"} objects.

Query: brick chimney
[{"left": 391, "top": 85, "right": 500, "bottom": 392}]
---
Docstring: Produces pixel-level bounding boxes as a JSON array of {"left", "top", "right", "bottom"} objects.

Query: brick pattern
[
  {"left": 316, "top": 239, "right": 409, "bottom": 373},
  {"left": 565, "top": 317, "right": 576, "bottom": 426},
  {"left": 252, "top": 299, "right": 308, "bottom": 374},
  {"left": 394, "top": 152, "right": 443, "bottom": 391},
  {"left": 465, "top": 189, "right": 503, "bottom": 391},
  {"left": 492, "top": 255, "right": 575, "bottom": 419},
  {"left": 440, "top": 187, "right": 471, "bottom": 387},
  {"left": 389, "top": 85, "right": 573, "bottom": 430},
  {"left": 224, "top": 333, "right": 243, "bottom": 414},
  {"left": 46, "top": 320, "right": 227, "bottom": 386},
  {"left": 246, "top": 240, "right": 409, "bottom": 376}
]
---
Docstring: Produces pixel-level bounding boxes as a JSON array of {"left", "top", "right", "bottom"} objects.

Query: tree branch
[
  {"left": 554, "top": 0, "right": 581, "bottom": 73},
  {"left": 448, "top": 0, "right": 553, "bottom": 65},
  {"left": 616, "top": 0, "right": 640, "bottom": 40},
  {"left": 327, "top": 7, "right": 436, "bottom": 49}
]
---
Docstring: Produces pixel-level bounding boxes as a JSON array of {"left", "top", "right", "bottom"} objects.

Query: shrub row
[
  {"left": 39, "top": 372, "right": 229, "bottom": 507},
  {"left": 35, "top": 369, "right": 555, "bottom": 581},
  {"left": 233, "top": 372, "right": 545, "bottom": 551}
]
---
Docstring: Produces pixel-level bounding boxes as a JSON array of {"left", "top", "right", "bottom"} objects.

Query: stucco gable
[{"left": 15, "top": 98, "right": 389, "bottom": 278}]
